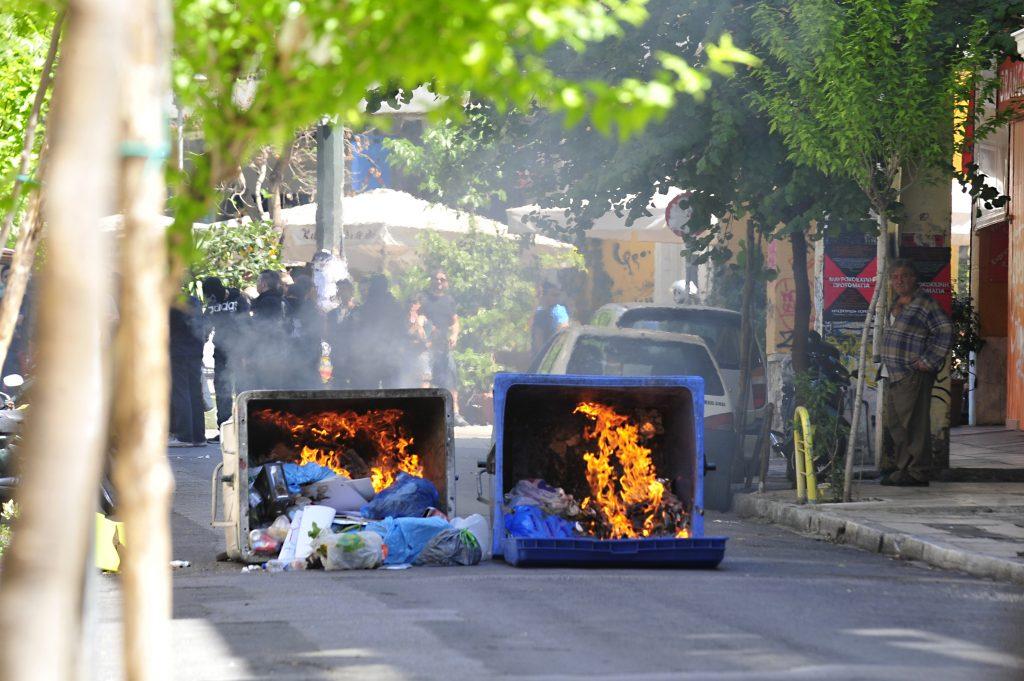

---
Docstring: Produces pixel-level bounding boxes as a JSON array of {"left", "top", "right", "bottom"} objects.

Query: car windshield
[
  {"left": 565, "top": 335, "right": 725, "bottom": 395},
  {"left": 617, "top": 309, "right": 757, "bottom": 371}
]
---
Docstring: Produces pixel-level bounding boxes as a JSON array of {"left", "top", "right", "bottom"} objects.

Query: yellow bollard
[{"left": 793, "top": 407, "right": 819, "bottom": 504}]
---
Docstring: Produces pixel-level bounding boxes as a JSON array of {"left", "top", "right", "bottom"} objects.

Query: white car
[{"left": 529, "top": 325, "right": 737, "bottom": 510}]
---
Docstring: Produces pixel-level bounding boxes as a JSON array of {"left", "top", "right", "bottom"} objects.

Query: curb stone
[{"left": 733, "top": 492, "right": 1024, "bottom": 586}]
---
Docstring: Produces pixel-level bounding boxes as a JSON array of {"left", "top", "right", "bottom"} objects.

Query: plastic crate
[{"left": 505, "top": 536, "right": 727, "bottom": 568}]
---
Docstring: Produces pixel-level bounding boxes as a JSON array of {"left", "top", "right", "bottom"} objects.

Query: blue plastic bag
[
  {"left": 360, "top": 473, "right": 439, "bottom": 519},
  {"left": 282, "top": 462, "right": 335, "bottom": 493},
  {"left": 505, "top": 505, "right": 576, "bottom": 539},
  {"left": 365, "top": 516, "right": 450, "bottom": 564}
]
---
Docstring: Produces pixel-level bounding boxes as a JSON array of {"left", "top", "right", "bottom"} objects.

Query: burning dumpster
[
  {"left": 214, "top": 389, "right": 454, "bottom": 563},
  {"left": 491, "top": 373, "right": 726, "bottom": 567}
]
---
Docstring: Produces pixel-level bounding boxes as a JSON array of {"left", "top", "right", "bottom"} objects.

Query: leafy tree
[
  {"left": 193, "top": 220, "right": 283, "bottom": 289},
  {"left": 0, "top": 4, "right": 56, "bottom": 231},
  {"left": 752, "top": 0, "right": 1021, "bottom": 500},
  {"left": 169, "top": 0, "right": 756, "bottom": 262},
  {"left": 379, "top": 1, "right": 872, "bottom": 373}
]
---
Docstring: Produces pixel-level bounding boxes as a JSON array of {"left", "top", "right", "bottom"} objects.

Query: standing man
[
  {"left": 879, "top": 259, "right": 952, "bottom": 486},
  {"left": 202, "top": 276, "right": 250, "bottom": 438},
  {"left": 530, "top": 280, "right": 570, "bottom": 355},
  {"left": 421, "top": 270, "right": 468, "bottom": 426},
  {"left": 169, "top": 294, "right": 207, "bottom": 447}
]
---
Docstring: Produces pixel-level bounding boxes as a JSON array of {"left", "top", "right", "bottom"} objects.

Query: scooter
[
  {"left": 0, "top": 374, "right": 116, "bottom": 512},
  {"left": 769, "top": 333, "right": 851, "bottom": 484},
  {"left": 0, "top": 374, "right": 27, "bottom": 503}
]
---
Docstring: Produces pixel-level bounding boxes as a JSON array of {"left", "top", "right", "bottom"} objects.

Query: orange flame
[
  {"left": 254, "top": 408, "right": 424, "bottom": 492},
  {"left": 574, "top": 402, "right": 688, "bottom": 539}
]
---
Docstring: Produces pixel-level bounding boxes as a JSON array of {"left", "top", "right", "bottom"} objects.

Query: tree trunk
[
  {"left": 0, "top": 12, "right": 64, "bottom": 251},
  {"left": 268, "top": 140, "right": 295, "bottom": 232},
  {"left": 110, "top": 0, "right": 174, "bottom": 680},
  {"left": 733, "top": 218, "right": 756, "bottom": 485},
  {"left": 789, "top": 230, "right": 811, "bottom": 375},
  {"left": 0, "top": 0, "right": 124, "bottom": 678},
  {"left": 0, "top": 171, "right": 46, "bottom": 372},
  {"left": 843, "top": 214, "right": 889, "bottom": 502}
]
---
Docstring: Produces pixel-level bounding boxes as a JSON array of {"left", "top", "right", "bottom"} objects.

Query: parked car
[
  {"left": 529, "top": 325, "right": 738, "bottom": 510},
  {"left": 590, "top": 303, "right": 767, "bottom": 416}
]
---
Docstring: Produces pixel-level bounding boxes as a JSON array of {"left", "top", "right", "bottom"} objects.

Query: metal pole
[{"left": 315, "top": 122, "right": 344, "bottom": 257}]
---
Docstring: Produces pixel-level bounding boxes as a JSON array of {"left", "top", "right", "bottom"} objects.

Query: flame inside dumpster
[
  {"left": 574, "top": 402, "right": 690, "bottom": 540},
  {"left": 252, "top": 407, "right": 424, "bottom": 492}
]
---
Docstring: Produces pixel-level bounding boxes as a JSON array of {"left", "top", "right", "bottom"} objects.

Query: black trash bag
[{"left": 413, "top": 528, "right": 482, "bottom": 566}]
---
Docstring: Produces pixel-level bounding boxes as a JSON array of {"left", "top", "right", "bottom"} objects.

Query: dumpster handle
[{"left": 210, "top": 462, "right": 235, "bottom": 528}]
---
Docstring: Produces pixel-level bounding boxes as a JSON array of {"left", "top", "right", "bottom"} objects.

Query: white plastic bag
[
  {"left": 450, "top": 514, "right": 491, "bottom": 560},
  {"left": 316, "top": 531, "right": 385, "bottom": 570}
]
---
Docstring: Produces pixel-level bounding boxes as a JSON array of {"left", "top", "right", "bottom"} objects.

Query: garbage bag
[
  {"left": 450, "top": 514, "right": 491, "bottom": 560},
  {"left": 315, "top": 531, "right": 386, "bottom": 570},
  {"left": 282, "top": 462, "right": 335, "bottom": 494},
  {"left": 360, "top": 473, "right": 439, "bottom": 519},
  {"left": 414, "top": 529, "right": 482, "bottom": 566},
  {"left": 365, "top": 516, "right": 449, "bottom": 565},
  {"left": 266, "top": 515, "right": 292, "bottom": 542},
  {"left": 505, "top": 505, "right": 576, "bottom": 539},
  {"left": 504, "top": 479, "right": 580, "bottom": 517}
]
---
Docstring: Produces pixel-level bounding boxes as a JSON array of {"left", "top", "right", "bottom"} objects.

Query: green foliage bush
[
  {"left": 392, "top": 228, "right": 581, "bottom": 400},
  {"left": 193, "top": 220, "right": 283, "bottom": 290},
  {"left": 794, "top": 371, "right": 850, "bottom": 500}
]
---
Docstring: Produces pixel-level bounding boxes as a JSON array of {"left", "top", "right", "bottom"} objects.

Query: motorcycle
[
  {"left": 0, "top": 374, "right": 26, "bottom": 503},
  {"left": 0, "top": 374, "right": 116, "bottom": 512}
]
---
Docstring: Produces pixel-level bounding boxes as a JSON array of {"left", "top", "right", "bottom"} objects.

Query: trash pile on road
[{"left": 244, "top": 462, "right": 489, "bottom": 573}]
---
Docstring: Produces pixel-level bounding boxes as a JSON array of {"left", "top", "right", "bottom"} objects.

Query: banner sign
[
  {"left": 899, "top": 233, "right": 952, "bottom": 317},
  {"left": 823, "top": 233, "right": 877, "bottom": 322}
]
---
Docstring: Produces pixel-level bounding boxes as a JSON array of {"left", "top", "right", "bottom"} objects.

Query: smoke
[{"left": 206, "top": 275, "right": 425, "bottom": 395}]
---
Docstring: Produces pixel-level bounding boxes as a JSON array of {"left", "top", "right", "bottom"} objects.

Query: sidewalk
[{"left": 735, "top": 426, "right": 1024, "bottom": 585}]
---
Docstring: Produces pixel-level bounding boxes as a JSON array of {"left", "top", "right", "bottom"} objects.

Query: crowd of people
[{"left": 168, "top": 265, "right": 471, "bottom": 448}]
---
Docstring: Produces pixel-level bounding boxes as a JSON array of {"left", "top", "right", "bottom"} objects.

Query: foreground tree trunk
[
  {"left": 0, "top": 12, "right": 64, "bottom": 251},
  {"left": 110, "top": 0, "right": 174, "bottom": 679},
  {"left": 0, "top": 0, "right": 124, "bottom": 678}
]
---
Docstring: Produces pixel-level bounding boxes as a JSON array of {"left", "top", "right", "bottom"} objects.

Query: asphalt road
[{"left": 95, "top": 434, "right": 1024, "bottom": 681}]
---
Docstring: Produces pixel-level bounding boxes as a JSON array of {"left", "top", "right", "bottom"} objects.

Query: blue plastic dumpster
[{"left": 491, "top": 373, "right": 727, "bottom": 567}]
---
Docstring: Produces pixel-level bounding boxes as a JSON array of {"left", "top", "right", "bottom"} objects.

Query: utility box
[
  {"left": 492, "top": 373, "right": 726, "bottom": 567},
  {"left": 213, "top": 388, "right": 454, "bottom": 563}
]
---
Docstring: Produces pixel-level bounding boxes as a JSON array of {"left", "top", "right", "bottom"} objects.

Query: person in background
[
  {"left": 348, "top": 273, "right": 404, "bottom": 388},
  {"left": 249, "top": 270, "right": 289, "bottom": 389},
  {"left": 530, "top": 280, "right": 570, "bottom": 355},
  {"left": 201, "top": 276, "right": 249, "bottom": 439},
  {"left": 879, "top": 259, "right": 953, "bottom": 487},
  {"left": 326, "top": 278, "right": 357, "bottom": 387},
  {"left": 405, "top": 293, "right": 433, "bottom": 388},
  {"left": 169, "top": 294, "right": 206, "bottom": 447},
  {"left": 284, "top": 273, "right": 321, "bottom": 387},
  {"left": 421, "top": 270, "right": 467, "bottom": 426}
]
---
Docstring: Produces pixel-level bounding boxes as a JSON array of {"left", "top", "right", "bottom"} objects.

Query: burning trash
[
  {"left": 493, "top": 374, "right": 726, "bottom": 568},
  {"left": 504, "top": 401, "right": 690, "bottom": 541},
  {"left": 252, "top": 407, "right": 424, "bottom": 492},
  {"left": 575, "top": 402, "right": 689, "bottom": 539},
  {"left": 224, "top": 392, "right": 487, "bottom": 572}
]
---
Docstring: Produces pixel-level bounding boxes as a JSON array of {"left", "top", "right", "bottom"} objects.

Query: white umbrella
[
  {"left": 506, "top": 190, "right": 688, "bottom": 244},
  {"left": 276, "top": 189, "right": 575, "bottom": 270}
]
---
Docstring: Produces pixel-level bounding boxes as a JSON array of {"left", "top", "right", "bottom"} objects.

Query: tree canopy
[{"left": 168, "top": 0, "right": 756, "bottom": 262}]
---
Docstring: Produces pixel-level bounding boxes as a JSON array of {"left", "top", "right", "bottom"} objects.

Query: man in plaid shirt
[{"left": 879, "top": 259, "right": 952, "bottom": 486}]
